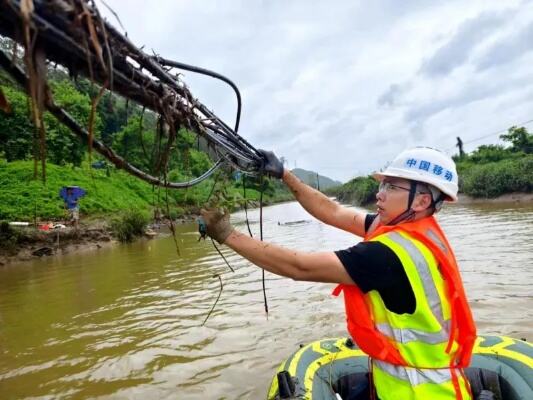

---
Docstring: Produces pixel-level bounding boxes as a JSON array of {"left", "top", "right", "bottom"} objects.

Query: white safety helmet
[{"left": 373, "top": 147, "right": 459, "bottom": 202}]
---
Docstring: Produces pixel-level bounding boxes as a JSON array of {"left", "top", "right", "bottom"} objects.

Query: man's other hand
[
  {"left": 200, "top": 208, "right": 234, "bottom": 244},
  {"left": 258, "top": 149, "right": 284, "bottom": 179}
]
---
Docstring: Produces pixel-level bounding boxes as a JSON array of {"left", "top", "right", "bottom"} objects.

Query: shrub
[
  {"left": 167, "top": 207, "right": 185, "bottom": 220},
  {"left": 330, "top": 176, "right": 378, "bottom": 206},
  {"left": 468, "top": 144, "right": 511, "bottom": 163},
  {"left": 0, "top": 221, "right": 20, "bottom": 252},
  {"left": 110, "top": 209, "right": 149, "bottom": 243},
  {"left": 461, "top": 156, "right": 533, "bottom": 197}
]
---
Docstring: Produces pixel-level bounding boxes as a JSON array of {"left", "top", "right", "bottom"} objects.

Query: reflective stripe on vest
[
  {"left": 376, "top": 320, "right": 451, "bottom": 345},
  {"left": 374, "top": 360, "right": 452, "bottom": 385},
  {"left": 385, "top": 231, "right": 445, "bottom": 324},
  {"left": 426, "top": 228, "right": 448, "bottom": 255},
  {"left": 369, "top": 230, "right": 471, "bottom": 399},
  {"left": 334, "top": 215, "right": 475, "bottom": 400},
  {"left": 371, "top": 231, "right": 450, "bottom": 350}
]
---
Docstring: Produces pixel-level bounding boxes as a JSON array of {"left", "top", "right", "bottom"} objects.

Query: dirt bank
[
  {"left": 0, "top": 223, "right": 115, "bottom": 266},
  {"left": 0, "top": 215, "right": 199, "bottom": 267},
  {"left": 458, "top": 192, "right": 533, "bottom": 204},
  {"left": 8, "top": 193, "right": 528, "bottom": 266},
  {"left": 0, "top": 199, "right": 279, "bottom": 267}
]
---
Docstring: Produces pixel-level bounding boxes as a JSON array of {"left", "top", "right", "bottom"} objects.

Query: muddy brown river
[{"left": 1, "top": 200, "right": 532, "bottom": 399}]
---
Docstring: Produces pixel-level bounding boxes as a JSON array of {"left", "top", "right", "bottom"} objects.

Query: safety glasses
[
  {"left": 378, "top": 181, "right": 410, "bottom": 193},
  {"left": 378, "top": 181, "right": 431, "bottom": 195}
]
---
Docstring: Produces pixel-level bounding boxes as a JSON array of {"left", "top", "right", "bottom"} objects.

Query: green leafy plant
[
  {"left": 0, "top": 220, "right": 20, "bottom": 252},
  {"left": 327, "top": 176, "right": 378, "bottom": 206},
  {"left": 500, "top": 126, "right": 533, "bottom": 154},
  {"left": 110, "top": 209, "right": 149, "bottom": 243},
  {"left": 460, "top": 156, "right": 533, "bottom": 198}
]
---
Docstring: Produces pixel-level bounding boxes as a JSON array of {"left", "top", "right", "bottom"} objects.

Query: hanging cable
[
  {"left": 199, "top": 169, "right": 237, "bottom": 326},
  {"left": 157, "top": 46, "right": 268, "bottom": 324},
  {"left": 205, "top": 169, "right": 222, "bottom": 204},
  {"left": 0, "top": 2, "right": 265, "bottom": 187},
  {"left": 201, "top": 274, "right": 223, "bottom": 326},
  {"left": 210, "top": 238, "right": 235, "bottom": 273},
  {"left": 242, "top": 174, "right": 254, "bottom": 237},
  {"left": 152, "top": 56, "right": 242, "bottom": 133},
  {"left": 164, "top": 171, "right": 181, "bottom": 256},
  {"left": 259, "top": 174, "right": 269, "bottom": 317},
  {"left": 445, "top": 118, "right": 533, "bottom": 152}
]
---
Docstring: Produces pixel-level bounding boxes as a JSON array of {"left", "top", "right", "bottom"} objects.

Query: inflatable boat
[{"left": 267, "top": 336, "right": 533, "bottom": 400}]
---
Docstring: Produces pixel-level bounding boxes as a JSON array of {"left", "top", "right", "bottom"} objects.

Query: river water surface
[{"left": 1, "top": 201, "right": 532, "bottom": 399}]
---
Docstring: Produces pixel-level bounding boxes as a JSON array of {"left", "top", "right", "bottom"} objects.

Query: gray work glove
[
  {"left": 200, "top": 208, "right": 234, "bottom": 244},
  {"left": 258, "top": 149, "right": 284, "bottom": 179}
]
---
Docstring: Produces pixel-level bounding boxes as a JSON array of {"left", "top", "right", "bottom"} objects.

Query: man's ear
[{"left": 412, "top": 193, "right": 433, "bottom": 212}]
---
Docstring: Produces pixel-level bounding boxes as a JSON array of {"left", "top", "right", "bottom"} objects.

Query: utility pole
[
  {"left": 456, "top": 137, "right": 465, "bottom": 158},
  {"left": 316, "top": 173, "right": 320, "bottom": 191}
]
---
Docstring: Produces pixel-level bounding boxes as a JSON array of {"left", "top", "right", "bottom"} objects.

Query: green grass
[
  {"left": 0, "top": 160, "right": 293, "bottom": 221},
  {"left": 0, "top": 160, "right": 157, "bottom": 221}
]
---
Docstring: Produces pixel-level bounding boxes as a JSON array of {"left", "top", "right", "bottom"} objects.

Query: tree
[
  {"left": 113, "top": 115, "right": 156, "bottom": 171},
  {"left": 0, "top": 86, "right": 34, "bottom": 161},
  {"left": 500, "top": 126, "right": 533, "bottom": 154},
  {"left": 0, "top": 76, "right": 102, "bottom": 166},
  {"left": 45, "top": 79, "right": 100, "bottom": 166},
  {"left": 73, "top": 78, "right": 156, "bottom": 146}
]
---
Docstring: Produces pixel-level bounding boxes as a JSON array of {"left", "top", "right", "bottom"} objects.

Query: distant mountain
[{"left": 291, "top": 168, "right": 342, "bottom": 190}]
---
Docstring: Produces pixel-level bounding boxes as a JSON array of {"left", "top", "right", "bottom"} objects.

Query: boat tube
[{"left": 267, "top": 335, "right": 533, "bottom": 400}]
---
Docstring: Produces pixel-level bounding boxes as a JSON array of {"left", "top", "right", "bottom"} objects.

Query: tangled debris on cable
[{"left": 0, "top": 0, "right": 264, "bottom": 186}]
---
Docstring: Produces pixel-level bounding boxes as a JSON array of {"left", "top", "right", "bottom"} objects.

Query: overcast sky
[{"left": 100, "top": 0, "right": 533, "bottom": 182}]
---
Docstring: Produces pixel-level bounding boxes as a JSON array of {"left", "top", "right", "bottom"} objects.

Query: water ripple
[{"left": 0, "top": 201, "right": 531, "bottom": 398}]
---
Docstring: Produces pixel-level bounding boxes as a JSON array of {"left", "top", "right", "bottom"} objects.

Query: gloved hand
[
  {"left": 258, "top": 149, "right": 284, "bottom": 179},
  {"left": 200, "top": 208, "right": 234, "bottom": 244}
]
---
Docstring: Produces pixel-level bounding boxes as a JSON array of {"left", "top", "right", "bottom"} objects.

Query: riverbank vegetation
[
  {"left": 0, "top": 159, "right": 291, "bottom": 222},
  {"left": 328, "top": 126, "right": 533, "bottom": 205},
  {"left": 110, "top": 209, "right": 150, "bottom": 243},
  {"left": 456, "top": 127, "right": 533, "bottom": 198},
  {"left": 0, "top": 41, "right": 292, "bottom": 225},
  {"left": 326, "top": 176, "right": 379, "bottom": 206}
]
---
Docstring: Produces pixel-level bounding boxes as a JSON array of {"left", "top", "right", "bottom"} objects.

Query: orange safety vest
[{"left": 333, "top": 215, "right": 476, "bottom": 399}]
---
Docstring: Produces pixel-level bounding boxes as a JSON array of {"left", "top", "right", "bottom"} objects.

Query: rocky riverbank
[
  {"left": 0, "top": 194, "right": 292, "bottom": 267},
  {"left": 4, "top": 192, "right": 529, "bottom": 267},
  {"left": 0, "top": 216, "right": 196, "bottom": 267},
  {"left": 0, "top": 222, "right": 112, "bottom": 266}
]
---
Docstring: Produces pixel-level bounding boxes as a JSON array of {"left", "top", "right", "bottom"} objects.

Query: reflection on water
[{"left": 0, "top": 201, "right": 532, "bottom": 399}]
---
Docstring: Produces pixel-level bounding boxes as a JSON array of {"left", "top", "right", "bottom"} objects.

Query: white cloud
[{"left": 99, "top": 0, "right": 533, "bottom": 182}]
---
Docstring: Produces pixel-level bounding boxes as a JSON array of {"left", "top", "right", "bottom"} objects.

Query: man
[
  {"left": 201, "top": 147, "right": 476, "bottom": 400},
  {"left": 64, "top": 187, "right": 80, "bottom": 229}
]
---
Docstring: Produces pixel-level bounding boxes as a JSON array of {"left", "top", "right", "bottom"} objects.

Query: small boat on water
[{"left": 267, "top": 335, "right": 533, "bottom": 400}]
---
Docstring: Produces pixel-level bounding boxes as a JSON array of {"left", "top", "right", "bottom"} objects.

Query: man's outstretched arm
[
  {"left": 258, "top": 149, "right": 368, "bottom": 238},
  {"left": 224, "top": 229, "right": 355, "bottom": 284},
  {"left": 282, "top": 169, "right": 367, "bottom": 237},
  {"left": 201, "top": 207, "right": 354, "bottom": 283}
]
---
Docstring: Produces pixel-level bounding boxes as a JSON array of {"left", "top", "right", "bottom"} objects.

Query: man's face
[{"left": 375, "top": 177, "right": 416, "bottom": 224}]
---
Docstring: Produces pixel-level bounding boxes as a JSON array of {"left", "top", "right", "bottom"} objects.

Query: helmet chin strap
[{"left": 385, "top": 181, "right": 418, "bottom": 226}]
